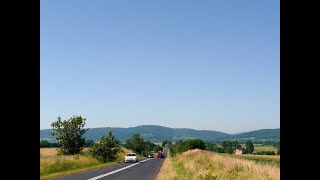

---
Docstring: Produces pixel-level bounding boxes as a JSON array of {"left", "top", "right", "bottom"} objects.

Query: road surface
[{"left": 53, "top": 146, "right": 168, "bottom": 180}]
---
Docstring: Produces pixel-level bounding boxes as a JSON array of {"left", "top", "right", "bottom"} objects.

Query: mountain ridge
[{"left": 40, "top": 125, "right": 279, "bottom": 142}]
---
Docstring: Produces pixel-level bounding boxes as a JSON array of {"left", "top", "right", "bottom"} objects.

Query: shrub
[
  {"left": 91, "top": 131, "right": 120, "bottom": 162},
  {"left": 254, "top": 151, "right": 276, "bottom": 155}
]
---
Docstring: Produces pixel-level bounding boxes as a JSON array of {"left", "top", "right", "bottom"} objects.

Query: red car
[{"left": 157, "top": 152, "right": 165, "bottom": 158}]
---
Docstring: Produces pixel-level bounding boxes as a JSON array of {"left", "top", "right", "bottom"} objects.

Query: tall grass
[
  {"left": 40, "top": 148, "right": 91, "bottom": 157},
  {"left": 157, "top": 149, "right": 280, "bottom": 180},
  {"left": 40, "top": 147, "right": 132, "bottom": 179},
  {"left": 156, "top": 151, "right": 178, "bottom": 180},
  {"left": 40, "top": 154, "right": 101, "bottom": 177},
  {"left": 253, "top": 145, "right": 277, "bottom": 152},
  {"left": 220, "top": 153, "right": 280, "bottom": 167}
]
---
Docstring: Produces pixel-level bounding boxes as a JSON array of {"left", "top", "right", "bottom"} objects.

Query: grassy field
[
  {"left": 40, "top": 147, "right": 132, "bottom": 180},
  {"left": 219, "top": 153, "right": 280, "bottom": 167},
  {"left": 252, "top": 144, "right": 277, "bottom": 152},
  {"left": 40, "top": 148, "right": 91, "bottom": 157},
  {"left": 156, "top": 149, "right": 280, "bottom": 180}
]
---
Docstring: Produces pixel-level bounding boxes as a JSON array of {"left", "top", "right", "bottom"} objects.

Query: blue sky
[{"left": 40, "top": 0, "right": 279, "bottom": 133}]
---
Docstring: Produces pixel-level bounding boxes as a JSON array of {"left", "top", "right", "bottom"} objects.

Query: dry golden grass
[
  {"left": 238, "top": 154, "right": 280, "bottom": 160},
  {"left": 239, "top": 144, "right": 277, "bottom": 152},
  {"left": 40, "top": 147, "right": 132, "bottom": 180},
  {"left": 219, "top": 153, "right": 280, "bottom": 168},
  {"left": 253, "top": 145, "right": 277, "bottom": 152},
  {"left": 156, "top": 151, "right": 177, "bottom": 180},
  {"left": 40, "top": 154, "right": 100, "bottom": 176},
  {"left": 40, "top": 148, "right": 59, "bottom": 157},
  {"left": 40, "top": 148, "right": 91, "bottom": 157},
  {"left": 157, "top": 149, "right": 280, "bottom": 180}
]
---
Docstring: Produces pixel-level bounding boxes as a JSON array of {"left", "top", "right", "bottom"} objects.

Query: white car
[{"left": 124, "top": 153, "right": 139, "bottom": 163}]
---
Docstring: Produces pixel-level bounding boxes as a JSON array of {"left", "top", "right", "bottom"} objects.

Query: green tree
[
  {"left": 216, "top": 147, "right": 224, "bottom": 153},
  {"left": 91, "top": 131, "right": 120, "bottom": 162},
  {"left": 51, "top": 116, "right": 88, "bottom": 155},
  {"left": 162, "top": 140, "right": 168, "bottom": 147},
  {"left": 124, "top": 134, "right": 146, "bottom": 154},
  {"left": 206, "top": 142, "right": 217, "bottom": 151},
  {"left": 221, "top": 140, "right": 241, "bottom": 154},
  {"left": 153, "top": 144, "right": 162, "bottom": 152},
  {"left": 245, "top": 140, "right": 254, "bottom": 154},
  {"left": 171, "top": 139, "right": 206, "bottom": 154},
  {"left": 40, "top": 140, "right": 51, "bottom": 148},
  {"left": 84, "top": 140, "right": 95, "bottom": 147},
  {"left": 188, "top": 139, "right": 206, "bottom": 150}
]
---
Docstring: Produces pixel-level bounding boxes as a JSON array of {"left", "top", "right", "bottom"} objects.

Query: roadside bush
[
  {"left": 171, "top": 139, "right": 206, "bottom": 155},
  {"left": 40, "top": 140, "right": 52, "bottom": 148},
  {"left": 124, "top": 134, "right": 161, "bottom": 156},
  {"left": 254, "top": 151, "right": 276, "bottom": 155},
  {"left": 91, "top": 131, "right": 120, "bottom": 162},
  {"left": 216, "top": 147, "right": 225, "bottom": 153}
]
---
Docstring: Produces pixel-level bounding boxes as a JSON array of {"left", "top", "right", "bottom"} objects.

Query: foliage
[
  {"left": 84, "top": 140, "right": 95, "bottom": 147},
  {"left": 221, "top": 140, "right": 241, "bottom": 154},
  {"left": 205, "top": 142, "right": 217, "bottom": 151},
  {"left": 124, "top": 134, "right": 161, "bottom": 156},
  {"left": 51, "top": 116, "right": 88, "bottom": 155},
  {"left": 216, "top": 147, "right": 224, "bottom": 153},
  {"left": 189, "top": 139, "right": 206, "bottom": 150},
  {"left": 162, "top": 140, "right": 168, "bottom": 147},
  {"left": 90, "top": 131, "right": 121, "bottom": 162},
  {"left": 254, "top": 151, "right": 276, "bottom": 155},
  {"left": 245, "top": 140, "right": 254, "bottom": 154},
  {"left": 124, "top": 134, "right": 146, "bottom": 154},
  {"left": 273, "top": 141, "right": 280, "bottom": 149},
  {"left": 40, "top": 140, "right": 59, "bottom": 148},
  {"left": 40, "top": 140, "right": 52, "bottom": 147},
  {"left": 171, "top": 139, "right": 206, "bottom": 155}
]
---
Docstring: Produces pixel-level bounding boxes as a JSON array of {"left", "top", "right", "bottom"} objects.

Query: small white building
[{"left": 234, "top": 148, "right": 245, "bottom": 154}]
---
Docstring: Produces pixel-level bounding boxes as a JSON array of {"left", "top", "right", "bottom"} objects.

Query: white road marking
[{"left": 88, "top": 158, "right": 153, "bottom": 180}]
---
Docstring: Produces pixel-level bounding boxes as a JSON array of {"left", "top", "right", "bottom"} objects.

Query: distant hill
[
  {"left": 232, "top": 128, "right": 280, "bottom": 139},
  {"left": 217, "top": 129, "right": 280, "bottom": 142},
  {"left": 40, "top": 125, "right": 230, "bottom": 142},
  {"left": 40, "top": 125, "right": 279, "bottom": 143}
]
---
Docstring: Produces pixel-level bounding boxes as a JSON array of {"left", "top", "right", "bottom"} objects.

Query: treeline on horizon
[
  {"left": 43, "top": 116, "right": 164, "bottom": 162},
  {"left": 42, "top": 116, "right": 280, "bottom": 157},
  {"left": 40, "top": 137, "right": 280, "bottom": 156},
  {"left": 40, "top": 138, "right": 280, "bottom": 150},
  {"left": 165, "top": 139, "right": 280, "bottom": 156}
]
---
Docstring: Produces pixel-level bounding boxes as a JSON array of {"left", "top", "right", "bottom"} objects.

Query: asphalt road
[{"left": 53, "top": 146, "right": 168, "bottom": 180}]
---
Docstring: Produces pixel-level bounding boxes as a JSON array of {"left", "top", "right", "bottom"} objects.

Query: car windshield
[{"left": 127, "top": 154, "right": 136, "bottom": 156}]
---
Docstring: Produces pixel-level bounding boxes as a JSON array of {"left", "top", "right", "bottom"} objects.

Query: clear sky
[{"left": 40, "top": 0, "right": 279, "bottom": 134}]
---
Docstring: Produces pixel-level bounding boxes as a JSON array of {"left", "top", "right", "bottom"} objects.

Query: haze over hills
[
  {"left": 225, "top": 129, "right": 280, "bottom": 140},
  {"left": 40, "top": 125, "right": 279, "bottom": 143}
]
